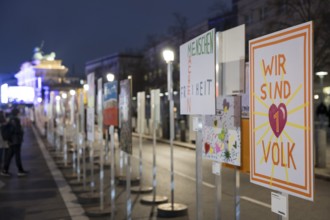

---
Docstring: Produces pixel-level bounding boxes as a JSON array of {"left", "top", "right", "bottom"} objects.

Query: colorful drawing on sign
[
  {"left": 202, "top": 96, "right": 241, "bottom": 166},
  {"left": 103, "top": 81, "right": 118, "bottom": 126},
  {"left": 250, "top": 22, "right": 313, "bottom": 201},
  {"left": 119, "top": 79, "right": 132, "bottom": 154}
]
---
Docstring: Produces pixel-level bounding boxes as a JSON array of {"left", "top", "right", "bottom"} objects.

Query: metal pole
[
  {"left": 77, "top": 134, "right": 81, "bottom": 182},
  {"left": 100, "top": 140, "right": 104, "bottom": 210},
  {"left": 90, "top": 141, "right": 95, "bottom": 194},
  {"left": 235, "top": 167, "right": 240, "bottom": 220},
  {"left": 215, "top": 163, "right": 222, "bottom": 220},
  {"left": 196, "top": 116, "right": 203, "bottom": 220},
  {"left": 168, "top": 61, "right": 175, "bottom": 208},
  {"left": 126, "top": 153, "right": 132, "bottom": 220},
  {"left": 139, "top": 131, "right": 143, "bottom": 186},
  {"left": 63, "top": 126, "right": 68, "bottom": 167},
  {"left": 152, "top": 118, "right": 157, "bottom": 200},
  {"left": 83, "top": 141, "right": 86, "bottom": 190},
  {"left": 279, "top": 192, "right": 289, "bottom": 220},
  {"left": 110, "top": 126, "right": 115, "bottom": 220}
]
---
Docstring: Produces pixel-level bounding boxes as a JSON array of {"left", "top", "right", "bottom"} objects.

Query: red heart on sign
[
  {"left": 268, "top": 103, "right": 287, "bottom": 138},
  {"left": 204, "top": 143, "right": 210, "bottom": 154}
]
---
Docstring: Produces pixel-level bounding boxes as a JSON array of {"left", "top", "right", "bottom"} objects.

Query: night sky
[{"left": 0, "top": 0, "right": 222, "bottom": 76}]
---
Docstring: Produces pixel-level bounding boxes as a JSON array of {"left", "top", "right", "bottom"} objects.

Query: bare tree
[
  {"left": 270, "top": 0, "right": 330, "bottom": 72},
  {"left": 168, "top": 12, "right": 188, "bottom": 45}
]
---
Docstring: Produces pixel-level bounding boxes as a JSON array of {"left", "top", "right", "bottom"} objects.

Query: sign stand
[
  {"left": 63, "top": 126, "right": 68, "bottom": 167},
  {"left": 110, "top": 126, "right": 116, "bottom": 220},
  {"left": 196, "top": 116, "right": 203, "bottom": 220},
  {"left": 131, "top": 131, "right": 153, "bottom": 193},
  {"left": 215, "top": 163, "right": 222, "bottom": 220},
  {"left": 77, "top": 133, "right": 83, "bottom": 183},
  {"left": 126, "top": 152, "right": 132, "bottom": 220},
  {"left": 90, "top": 141, "right": 95, "bottom": 194},
  {"left": 79, "top": 141, "right": 100, "bottom": 204},
  {"left": 157, "top": 56, "right": 188, "bottom": 217},
  {"left": 83, "top": 139, "right": 87, "bottom": 190},
  {"left": 141, "top": 121, "right": 168, "bottom": 204},
  {"left": 235, "top": 167, "right": 240, "bottom": 220}
]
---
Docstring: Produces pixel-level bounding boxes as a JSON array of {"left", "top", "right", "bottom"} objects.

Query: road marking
[
  {"left": 241, "top": 196, "right": 271, "bottom": 209},
  {"left": 32, "top": 126, "right": 89, "bottom": 220},
  {"left": 174, "top": 170, "right": 216, "bottom": 188},
  {"left": 131, "top": 154, "right": 215, "bottom": 188}
]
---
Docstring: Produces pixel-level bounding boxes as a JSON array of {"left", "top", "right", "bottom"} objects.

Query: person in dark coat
[{"left": 1, "top": 108, "right": 27, "bottom": 177}]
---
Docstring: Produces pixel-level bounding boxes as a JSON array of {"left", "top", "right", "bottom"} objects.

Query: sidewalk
[{"left": 0, "top": 124, "right": 87, "bottom": 220}]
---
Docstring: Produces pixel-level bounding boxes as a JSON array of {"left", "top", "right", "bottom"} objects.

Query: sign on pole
[
  {"left": 119, "top": 79, "right": 132, "bottom": 154},
  {"left": 137, "top": 91, "right": 145, "bottom": 134},
  {"left": 87, "top": 73, "right": 95, "bottom": 142},
  {"left": 150, "top": 89, "right": 160, "bottom": 130},
  {"left": 103, "top": 81, "right": 118, "bottom": 126},
  {"left": 250, "top": 22, "right": 314, "bottom": 201},
  {"left": 180, "top": 29, "right": 216, "bottom": 115},
  {"left": 217, "top": 24, "right": 245, "bottom": 96},
  {"left": 202, "top": 96, "right": 241, "bottom": 166}
]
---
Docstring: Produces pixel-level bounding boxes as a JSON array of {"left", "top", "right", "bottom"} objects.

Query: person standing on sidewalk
[
  {"left": 1, "top": 108, "right": 28, "bottom": 177},
  {"left": 0, "top": 110, "right": 9, "bottom": 170}
]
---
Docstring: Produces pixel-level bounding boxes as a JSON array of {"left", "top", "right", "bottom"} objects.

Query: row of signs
[
  {"left": 179, "top": 22, "right": 313, "bottom": 201},
  {"left": 84, "top": 21, "right": 313, "bottom": 201}
]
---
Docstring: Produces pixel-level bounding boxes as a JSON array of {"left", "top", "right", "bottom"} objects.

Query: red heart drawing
[
  {"left": 268, "top": 103, "right": 287, "bottom": 138},
  {"left": 204, "top": 143, "right": 210, "bottom": 154}
]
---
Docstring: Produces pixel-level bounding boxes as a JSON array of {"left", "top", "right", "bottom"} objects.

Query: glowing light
[
  {"left": 38, "top": 77, "right": 42, "bottom": 88},
  {"left": 314, "top": 94, "right": 319, "bottom": 100},
  {"left": 1, "top": 84, "right": 9, "bottom": 104},
  {"left": 323, "top": 87, "right": 330, "bottom": 95},
  {"left": 146, "top": 95, "right": 150, "bottom": 99},
  {"left": 316, "top": 71, "right": 328, "bottom": 77},
  {"left": 173, "top": 91, "right": 178, "bottom": 95},
  {"left": 107, "top": 73, "right": 115, "bottom": 82},
  {"left": 61, "top": 93, "right": 67, "bottom": 99},
  {"left": 7, "top": 86, "right": 35, "bottom": 103},
  {"left": 132, "top": 97, "right": 136, "bottom": 100},
  {"left": 55, "top": 95, "right": 61, "bottom": 101},
  {"left": 83, "top": 84, "right": 89, "bottom": 91},
  {"left": 70, "top": 90, "right": 76, "bottom": 96},
  {"left": 162, "top": 49, "right": 174, "bottom": 63},
  {"left": 37, "top": 97, "right": 43, "bottom": 103}
]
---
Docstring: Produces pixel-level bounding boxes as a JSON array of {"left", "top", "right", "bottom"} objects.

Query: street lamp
[
  {"left": 158, "top": 49, "right": 188, "bottom": 216},
  {"left": 107, "top": 73, "right": 115, "bottom": 82},
  {"left": 316, "top": 71, "right": 328, "bottom": 102}
]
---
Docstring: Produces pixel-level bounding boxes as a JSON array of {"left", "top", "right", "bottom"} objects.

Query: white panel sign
[
  {"left": 87, "top": 107, "right": 95, "bottom": 142},
  {"left": 180, "top": 29, "right": 216, "bottom": 115},
  {"left": 217, "top": 25, "right": 245, "bottom": 96},
  {"left": 137, "top": 91, "right": 145, "bottom": 134},
  {"left": 271, "top": 192, "right": 288, "bottom": 217},
  {"left": 250, "top": 22, "right": 313, "bottom": 201},
  {"left": 151, "top": 89, "right": 160, "bottom": 128}
]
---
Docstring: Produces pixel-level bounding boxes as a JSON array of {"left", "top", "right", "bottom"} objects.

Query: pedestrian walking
[
  {"left": 1, "top": 108, "right": 28, "bottom": 177},
  {"left": 0, "top": 110, "right": 9, "bottom": 170}
]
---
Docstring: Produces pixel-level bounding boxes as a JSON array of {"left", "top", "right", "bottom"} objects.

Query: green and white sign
[{"left": 180, "top": 29, "right": 216, "bottom": 115}]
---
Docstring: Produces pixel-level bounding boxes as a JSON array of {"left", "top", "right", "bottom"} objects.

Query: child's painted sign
[{"left": 203, "top": 96, "right": 241, "bottom": 166}]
